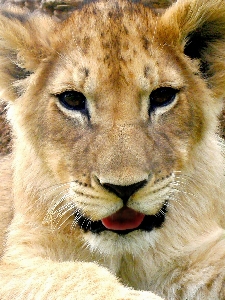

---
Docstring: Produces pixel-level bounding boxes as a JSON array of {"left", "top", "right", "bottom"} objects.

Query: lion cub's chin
[{"left": 83, "top": 229, "right": 158, "bottom": 256}]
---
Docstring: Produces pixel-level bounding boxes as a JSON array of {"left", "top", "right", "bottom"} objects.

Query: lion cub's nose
[{"left": 103, "top": 180, "right": 147, "bottom": 204}]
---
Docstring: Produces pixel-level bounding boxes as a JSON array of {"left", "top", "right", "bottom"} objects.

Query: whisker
[
  {"left": 56, "top": 208, "right": 77, "bottom": 230},
  {"left": 44, "top": 191, "right": 73, "bottom": 223},
  {"left": 48, "top": 191, "right": 71, "bottom": 211},
  {"left": 53, "top": 201, "right": 75, "bottom": 219},
  {"left": 40, "top": 181, "right": 72, "bottom": 194},
  {"left": 36, "top": 182, "right": 73, "bottom": 207},
  {"left": 47, "top": 202, "right": 77, "bottom": 230},
  {"left": 71, "top": 209, "right": 83, "bottom": 230}
]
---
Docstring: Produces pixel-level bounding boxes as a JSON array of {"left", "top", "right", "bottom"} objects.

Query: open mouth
[{"left": 76, "top": 201, "right": 168, "bottom": 235}]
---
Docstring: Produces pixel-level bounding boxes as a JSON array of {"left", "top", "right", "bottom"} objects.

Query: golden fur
[{"left": 1, "top": 0, "right": 225, "bottom": 298}]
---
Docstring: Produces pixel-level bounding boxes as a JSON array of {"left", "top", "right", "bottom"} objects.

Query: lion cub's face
[{"left": 1, "top": 0, "right": 225, "bottom": 253}]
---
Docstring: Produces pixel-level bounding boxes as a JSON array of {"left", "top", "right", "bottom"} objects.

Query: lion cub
[{"left": 0, "top": 0, "right": 225, "bottom": 299}]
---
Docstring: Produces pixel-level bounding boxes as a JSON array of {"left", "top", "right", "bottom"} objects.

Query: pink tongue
[{"left": 102, "top": 207, "right": 145, "bottom": 230}]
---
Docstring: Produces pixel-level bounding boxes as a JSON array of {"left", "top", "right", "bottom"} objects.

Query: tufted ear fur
[
  {"left": 0, "top": 6, "right": 55, "bottom": 101},
  {"left": 162, "top": 0, "right": 225, "bottom": 98}
]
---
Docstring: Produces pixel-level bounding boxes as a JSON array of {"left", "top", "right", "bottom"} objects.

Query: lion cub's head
[{"left": 1, "top": 0, "right": 225, "bottom": 254}]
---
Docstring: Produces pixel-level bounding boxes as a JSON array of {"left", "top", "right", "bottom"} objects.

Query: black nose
[{"left": 103, "top": 180, "right": 147, "bottom": 204}]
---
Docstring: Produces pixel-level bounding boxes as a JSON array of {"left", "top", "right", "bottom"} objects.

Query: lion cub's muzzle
[{"left": 77, "top": 180, "right": 168, "bottom": 235}]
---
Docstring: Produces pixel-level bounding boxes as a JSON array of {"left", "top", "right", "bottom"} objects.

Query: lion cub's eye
[
  {"left": 57, "top": 91, "right": 87, "bottom": 112},
  {"left": 149, "top": 87, "right": 179, "bottom": 112}
]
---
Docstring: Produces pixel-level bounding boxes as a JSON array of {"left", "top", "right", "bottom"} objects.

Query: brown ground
[{"left": 0, "top": 0, "right": 224, "bottom": 155}]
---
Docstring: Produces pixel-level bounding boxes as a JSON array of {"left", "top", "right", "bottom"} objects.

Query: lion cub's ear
[
  {"left": 162, "top": 0, "right": 225, "bottom": 98},
  {"left": 0, "top": 6, "right": 55, "bottom": 101}
]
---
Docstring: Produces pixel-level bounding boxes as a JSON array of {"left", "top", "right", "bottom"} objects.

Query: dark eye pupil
[
  {"left": 57, "top": 91, "right": 86, "bottom": 112},
  {"left": 149, "top": 87, "right": 178, "bottom": 112}
]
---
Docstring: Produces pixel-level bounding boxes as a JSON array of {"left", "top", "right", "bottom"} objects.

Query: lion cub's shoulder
[{"left": 0, "top": 155, "right": 13, "bottom": 257}]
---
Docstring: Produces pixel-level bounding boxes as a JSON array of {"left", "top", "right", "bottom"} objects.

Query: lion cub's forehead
[{"left": 51, "top": 1, "right": 182, "bottom": 94}]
